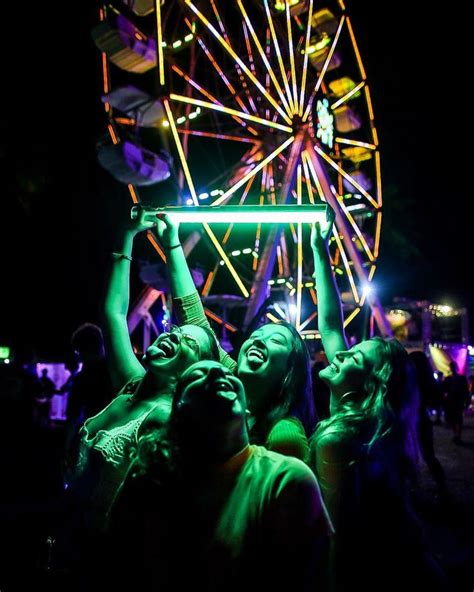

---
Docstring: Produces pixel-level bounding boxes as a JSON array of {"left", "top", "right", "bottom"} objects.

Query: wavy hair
[{"left": 313, "top": 337, "right": 419, "bottom": 471}]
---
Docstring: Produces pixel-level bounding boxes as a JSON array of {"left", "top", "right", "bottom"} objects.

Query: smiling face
[
  {"left": 175, "top": 361, "right": 247, "bottom": 424},
  {"left": 142, "top": 324, "right": 211, "bottom": 376},
  {"left": 237, "top": 324, "right": 294, "bottom": 410},
  {"left": 319, "top": 340, "right": 382, "bottom": 398}
]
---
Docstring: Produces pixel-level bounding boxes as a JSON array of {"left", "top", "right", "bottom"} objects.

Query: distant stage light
[
  {"left": 131, "top": 204, "right": 329, "bottom": 226},
  {"left": 362, "top": 284, "right": 373, "bottom": 298}
]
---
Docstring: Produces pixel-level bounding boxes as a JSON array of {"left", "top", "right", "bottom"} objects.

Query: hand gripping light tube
[{"left": 131, "top": 204, "right": 329, "bottom": 228}]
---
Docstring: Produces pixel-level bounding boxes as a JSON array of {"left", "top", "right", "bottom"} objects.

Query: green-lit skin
[
  {"left": 174, "top": 360, "right": 249, "bottom": 462},
  {"left": 237, "top": 323, "right": 296, "bottom": 415}
]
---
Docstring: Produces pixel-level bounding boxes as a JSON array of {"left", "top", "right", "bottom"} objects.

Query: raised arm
[
  {"left": 103, "top": 211, "right": 154, "bottom": 390},
  {"left": 156, "top": 213, "right": 201, "bottom": 301},
  {"left": 156, "top": 214, "right": 236, "bottom": 371},
  {"left": 311, "top": 205, "right": 348, "bottom": 362}
]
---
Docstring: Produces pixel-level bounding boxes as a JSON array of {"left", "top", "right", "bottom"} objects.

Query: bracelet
[
  {"left": 163, "top": 244, "right": 181, "bottom": 251},
  {"left": 111, "top": 252, "right": 133, "bottom": 262}
]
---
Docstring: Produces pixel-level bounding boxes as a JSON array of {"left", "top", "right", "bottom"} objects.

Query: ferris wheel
[{"left": 93, "top": 0, "right": 391, "bottom": 342}]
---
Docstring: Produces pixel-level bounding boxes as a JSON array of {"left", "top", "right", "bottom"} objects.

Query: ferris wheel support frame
[
  {"left": 242, "top": 129, "right": 304, "bottom": 329},
  {"left": 305, "top": 140, "right": 392, "bottom": 338}
]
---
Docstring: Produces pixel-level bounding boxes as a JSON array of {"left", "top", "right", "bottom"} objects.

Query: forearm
[
  {"left": 312, "top": 243, "right": 347, "bottom": 358},
  {"left": 103, "top": 230, "right": 145, "bottom": 390},
  {"left": 103, "top": 230, "right": 135, "bottom": 318},
  {"left": 166, "top": 244, "right": 199, "bottom": 299}
]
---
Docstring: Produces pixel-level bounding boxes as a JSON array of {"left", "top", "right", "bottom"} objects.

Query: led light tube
[{"left": 131, "top": 204, "right": 329, "bottom": 227}]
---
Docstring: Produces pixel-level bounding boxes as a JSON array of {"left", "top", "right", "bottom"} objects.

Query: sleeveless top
[{"left": 69, "top": 382, "right": 172, "bottom": 532}]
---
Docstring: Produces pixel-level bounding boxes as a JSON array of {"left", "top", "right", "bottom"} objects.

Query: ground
[{"left": 414, "top": 413, "right": 474, "bottom": 591}]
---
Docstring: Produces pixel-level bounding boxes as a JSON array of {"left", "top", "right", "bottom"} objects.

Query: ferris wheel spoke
[
  {"left": 171, "top": 63, "right": 258, "bottom": 135},
  {"left": 208, "top": 0, "right": 260, "bottom": 117},
  {"left": 302, "top": 149, "right": 326, "bottom": 202},
  {"left": 177, "top": 129, "right": 256, "bottom": 145},
  {"left": 262, "top": 0, "right": 296, "bottom": 114},
  {"left": 331, "top": 80, "right": 365, "bottom": 110},
  {"left": 332, "top": 228, "right": 360, "bottom": 304},
  {"left": 313, "top": 144, "right": 379, "bottom": 209},
  {"left": 343, "top": 307, "right": 362, "bottom": 329},
  {"left": 299, "top": 311, "right": 318, "bottom": 332},
  {"left": 242, "top": 21, "right": 258, "bottom": 78},
  {"left": 298, "top": 0, "right": 314, "bottom": 116},
  {"left": 285, "top": 1, "right": 299, "bottom": 114},
  {"left": 183, "top": 0, "right": 293, "bottom": 125},
  {"left": 346, "top": 17, "right": 366, "bottom": 80},
  {"left": 335, "top": 137, "right": 376, "bottom": 150},
  {"left": 302, "top": 15, "right": 346, "bottom": 122},
  {"left": 211, "top": 136, "right": 295, "bottom": 206},
  {"left": 332, "top": 188, "right": 375, "bottom": 262},
  {"left": 301, "top": 151, "right": 316, "bottom": 204},
  {"left": 164, "top": 98, "right": 249, "bottom": 297},
  {"left": 170, "top": 94, "right": 293, "bottom": 134},
  {"left": 191, "top": 37, "right": 252, "bottom": 116},
  {"left": 154, "top": 0, "right": 165, "bottom": 86},
  {"left": 374, "top": 210, "right": 382, "bottom": 258},
  {"left": 236, "top": 0, "right": 293, "bottom": 118}
]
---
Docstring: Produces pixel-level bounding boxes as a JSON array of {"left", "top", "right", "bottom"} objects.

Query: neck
[
  {"left": 239, "top": 373, "right": 269, "bottom": 415},
  {"left": 329, "top": 389, "right": 360, "bottom": 416},
  {"left": 186, "top": 421, "right": 249, "bottom": 465}
]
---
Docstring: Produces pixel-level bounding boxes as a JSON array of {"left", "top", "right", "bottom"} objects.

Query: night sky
[{"left": 0, "top": 2, "right": 470, "bottom": 360}]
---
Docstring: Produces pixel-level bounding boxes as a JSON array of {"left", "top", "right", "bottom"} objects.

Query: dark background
[{"left": 0, "top": 2, "right": 470, "bottom": 360}]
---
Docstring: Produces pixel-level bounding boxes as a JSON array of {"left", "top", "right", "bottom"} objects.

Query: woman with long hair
[
  {"left": 60, "top": 211, "right": 219, "bottom": 592},
  {"left": 155, "top": 212, "right": 316, "bottom": 461},
  {"left": 310, "top": 205, "right": 447, "bottom": 591}
]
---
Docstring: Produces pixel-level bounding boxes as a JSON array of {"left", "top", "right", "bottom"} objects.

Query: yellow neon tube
[
  {"left": 299, "top": 0, "right": 314, "bottom": 115},
  {"left": 212, "top": 136, "right": 295, "bottom": 206},
  {"left": 331, "top": 81, "right": 365, "bottom": 110},
  {"left": 263, "top": 0, "right": 296, "bottom": 113},
  {"left": 170, "top": 94, "right": 293, "bottom": 133},
  {"left": 164, "top": 99, "right": 248, "bottom": 297},
  {"left": 183, "top": 0, "right": 292, "bottom": 124},
  {"left": 303, "top": 16, "right": 345, "bottom": 122},
  {"left": 155, "top": 0, "right": 165, "bottom": 86},
  {"left": 236, "top": 0, "right": 292, "bottom": 118},
  {"left": 313, "top": 145, "right": 378, "bottom": 208}
]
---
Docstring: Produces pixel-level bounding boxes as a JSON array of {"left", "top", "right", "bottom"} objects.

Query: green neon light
[
  {"left": 0, "top": 346, "right": 10, "bottom": 359},
  {"left": 132, "top": 204, "right": 329, "bottom": 226}
]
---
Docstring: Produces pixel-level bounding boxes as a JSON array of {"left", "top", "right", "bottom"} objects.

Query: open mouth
[
  {"left": 210, "top": 378, "right": 238, "bottom": 402},
  {"left": 145, "top": 338, "right": 177, "bottom": 361},
  {"left": 245, "top": 347, "right": 267, "bottom": 368}
]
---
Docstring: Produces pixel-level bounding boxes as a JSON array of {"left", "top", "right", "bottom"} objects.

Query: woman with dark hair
[
  {"left": 68, "top": 210, "right": 219, "bottom": 528},
  {"left": 309, "top": 205, "right": 447, "bottom": 592},
  {"left": 59, "top": 211, "right": 220, "bottom": 591},
  {"left": 109, "top": 360, "right": 331, "bottom": 592},
  {"left": 155, "top": 212, "right": 316, "bottom": 461}
]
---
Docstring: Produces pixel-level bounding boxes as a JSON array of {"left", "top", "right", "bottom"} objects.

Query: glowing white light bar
[{"left": 132, "top": 204, "right": 329, "bottom": 226}]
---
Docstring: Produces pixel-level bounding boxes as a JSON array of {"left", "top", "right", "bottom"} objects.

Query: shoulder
[
  {"left": 250, "top": 445, "right": 316, "bottom": 485},
  {"left": 250, "top": 447, "right": 332, "bottom": 532},
  {"left": 266, "top": 417, "right": 309, "bottom": 462},
  {"left": 311, "top": 430, "right": 356, "bottom": 466}
]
